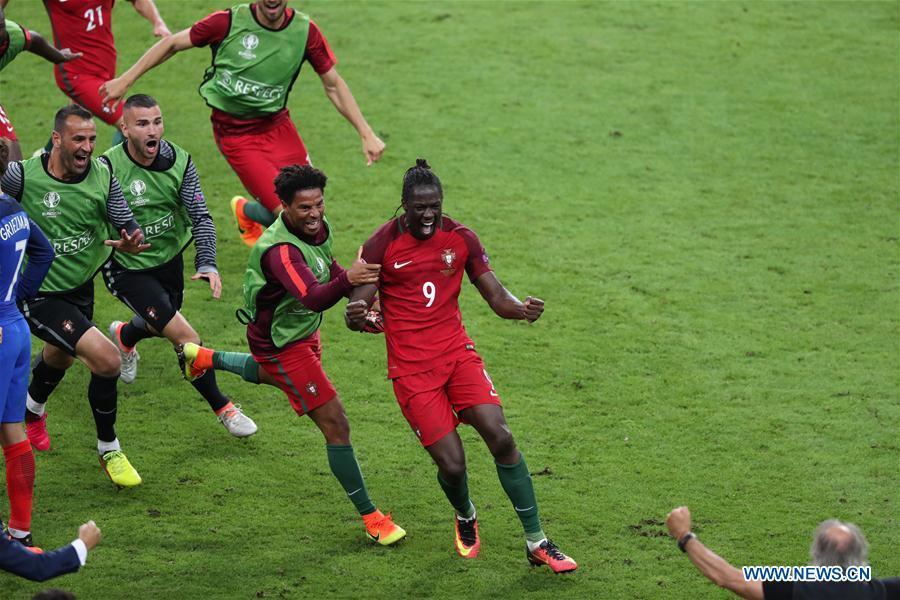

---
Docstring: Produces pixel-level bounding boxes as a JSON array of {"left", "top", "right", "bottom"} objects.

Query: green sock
[
  {"left": 212, "top": 351, "right": 259, "bottom": 384},
  {"left": 243, "top": 201, "right": 276, "bottom": 227},
  {"left": 437, "top": 472, "right": 475, "bottom": 518},
  {"left": 326, "top": 444, "right": 376, "bottom": 516},
  {"left": 496, "top": 456, "right": 545, "bottom": 541},
  {"left": 111, "top": 129, "right": 125, "bottom": 146}
]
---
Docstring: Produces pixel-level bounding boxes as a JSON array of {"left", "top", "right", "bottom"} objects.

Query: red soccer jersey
[
  {"left": 190, "top": 6, "right": 336, "bottom": 135},
  {"left": 44, "top": 0, "right": 117, "bottom": 78},
  {"left": 362, "top": 216, "right": 493, "bottom": 379}
]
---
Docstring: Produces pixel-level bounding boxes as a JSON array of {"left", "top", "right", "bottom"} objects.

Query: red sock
[
  {"left": 194, "top": 347, "right": 214, "bottom": 371},
  {"left": 214, "top": 401, "right": 235, "bottom": 417},
  {"left": 4, "top": 440, "right": 35, "bottom": 532}
]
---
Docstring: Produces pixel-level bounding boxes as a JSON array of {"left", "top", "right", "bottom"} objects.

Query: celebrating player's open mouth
[
  {"left": 303, "top": 216, "right": 321, "bottom": 236},
  {"left": 72, "top": 151, "right": 90, "bottom": 171}
]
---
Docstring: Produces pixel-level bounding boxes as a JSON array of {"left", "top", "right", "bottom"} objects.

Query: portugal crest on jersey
[
  {"left": 441, "top": 248, "right": 457, "bottom": 276},
  {"left": 306, "top": 382, "right": 319, "bottom": 397}
]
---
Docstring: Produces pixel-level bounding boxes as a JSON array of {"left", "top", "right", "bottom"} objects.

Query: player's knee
[
  {"left": 487, "top": 429, "right": 517, "bottom": 461},
  {"left": 436, "top": 456, "right": 467, "bottom": 483},
  {"left": 327, "top": 413, "right": 351, "bottom": 444},
  {"left": 91, "top": 349, "right": 121, "bottom": 378}
]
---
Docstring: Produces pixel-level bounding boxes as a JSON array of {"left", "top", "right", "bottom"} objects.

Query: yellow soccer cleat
[
  {"left": 177, "top": 342, "right": 208, "bottom": 382},
  {"left": 231, "top": 196, "right": 263, "bottom": 247},
  {"left": 363, "top": 510, "right": 406, "bottom": 546},
  {"left": 100, "top": 450, "right": 142, "bottom": 488}
]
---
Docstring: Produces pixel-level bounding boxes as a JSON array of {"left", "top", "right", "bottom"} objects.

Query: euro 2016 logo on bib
[
  {"left": 130, "top": 180, "right": 146, "bottom": 197},
  {"left": 42, "top": 192, "right": 60, "bottom": 208},
  {"left": 129, "top": 180, "right": 149, "bottom": 206},
  {"left": 240, "top": 34, "right": 259, "bottom": 59}
]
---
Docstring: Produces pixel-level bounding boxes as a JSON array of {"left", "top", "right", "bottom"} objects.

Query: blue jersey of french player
[
  {"left": 0, "top": 193, "right": 54, "bottom": 323},
  {"left": 0, "top": 192, "right": 53, "bottom": 424}
]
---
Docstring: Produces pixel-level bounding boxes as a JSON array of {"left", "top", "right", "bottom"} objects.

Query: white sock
[
  {"left": 526, "top": 538, "right": 548, "bottom": 552},
  {"left": 7, "top": 527, "right": 29, "bottom": 539},
  {"left": 456, "top": 507, "right": 477, "bottom": 522},
  {"left": 25, "top": 394, "right": 45, "bottom": 417},
  {"left": 97, "top": 438, "right": 121, "bottom": 455}
]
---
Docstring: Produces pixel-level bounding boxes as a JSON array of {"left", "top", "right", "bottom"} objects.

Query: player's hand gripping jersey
[{"left": 361, "top": 216, "right": 492, "bottom": 379}]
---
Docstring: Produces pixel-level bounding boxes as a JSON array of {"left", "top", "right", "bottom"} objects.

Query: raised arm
[
  {"left": 99, "top": 28, "right": 194, "bottom": 107},
  {"left": 129, "top": 0, "right": 171, "bottom": 38},
  {"left": 27, "top": 30, "right": 81, "bottom": 64},
  {"left": 473, "top": 271, "right": 544, "bottom": 322},
  {"left": 666, "top": 507, "right": 764, "bottom": 600},
  {"left": 319, "top": 67, "right": 385, "bottom": 166}
]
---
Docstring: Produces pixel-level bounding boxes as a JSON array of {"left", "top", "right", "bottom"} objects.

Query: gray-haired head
[{"left": 810, "top": 520, "right": 868, "bottom": 569}]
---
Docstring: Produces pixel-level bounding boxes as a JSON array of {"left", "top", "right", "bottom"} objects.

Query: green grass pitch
[{"left": 0, "top": 1, "right": 897, "bottom": 598}]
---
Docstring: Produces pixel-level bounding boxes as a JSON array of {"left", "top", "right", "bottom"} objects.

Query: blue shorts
[{"left": 0, "top": 317, "right": 31, "bottom": 423}]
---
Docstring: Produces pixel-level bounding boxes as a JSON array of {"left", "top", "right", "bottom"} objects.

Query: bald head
[{"left": 810, "top": 520, "right": 868, "bottom": 569}]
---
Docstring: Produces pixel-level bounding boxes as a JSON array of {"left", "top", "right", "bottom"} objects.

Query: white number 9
[{"left": 423, "top": 281, "right": 436, "bottom": 307}]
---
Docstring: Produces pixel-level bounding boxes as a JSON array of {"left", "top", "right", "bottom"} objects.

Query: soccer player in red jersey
[
  {"left": 345, "top": 159, "right": 578, "bottom": 573},
  {"left": 29, "top": 0, "right": 170, "bottom": 140},
  {"left": 0, "top": 4, "right": 82, "bottom": 162},
  {"left": 100, "top": 0, "right": 386, "bottom": 247},
  {"left": 178, "top": 164, "right": 405, "bottom": 547}
]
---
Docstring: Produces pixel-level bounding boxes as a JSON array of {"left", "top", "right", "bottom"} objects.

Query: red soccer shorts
[
  {"left": 213, "top": 113, "right": 310, "bottom": 212},
  {"left": 391, "top": 352, "right": 502, "bottom": 447},
  {"left": 0, "top": 104, "right": 18, "bottom": 141},
  {"left": 254, "top": 331, "right": 336, "bottom": 417},
  {"left": 55, "top": 72, "right": 123, "bottom": 126}
]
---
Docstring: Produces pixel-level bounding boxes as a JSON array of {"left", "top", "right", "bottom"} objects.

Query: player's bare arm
[
  {"left": 473, "top": 271, "right": 544, "bottom": 322},
  {"left": 27, "top": 31, "right": 82, "bottom": 64},
  {"left": 100, "top": 29, "right": 194, "bottom": 107},
  {"left": 319, "top": 68, "right": 385, "bottom": 166},
  {"left": 666, "top": 507, "right": 764, "bottom": 600},
  {"left": 129, "top": 0, "right": 171, "bottom": 38}
]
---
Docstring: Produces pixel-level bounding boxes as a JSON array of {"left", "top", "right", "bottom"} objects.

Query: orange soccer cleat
[
  {"left": 231, "top": 196, "right": 263, "bottom": 247},
  {"left": 526, "top": 539, "right": 577, "bottom": 573},
  {"left": 454, "top": 515, "right": 480, "bottom": 559},
  {"left": 363, "top": 510, "right": 406, "bottom": 546}
]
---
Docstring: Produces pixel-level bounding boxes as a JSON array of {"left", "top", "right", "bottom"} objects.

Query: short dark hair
[
  {"left": 401, "top": 158, "right": 442, "bottom": 203},
  {"left": 123, "top": 94, "right": 159, "bottom": 110},
  {"left": 274, "top": 164, "right": 327, "bottom": 204},
  {"left": 53, "top": 104, "right": 93, "bottom": 133}
]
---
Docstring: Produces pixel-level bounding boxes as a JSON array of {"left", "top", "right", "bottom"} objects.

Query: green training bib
[
  {"left": 103, "top": 141, "right": 192, "bottom": 270},
  {"left": 20, "top": 156, "right": 113, "bottom": 293},
  {"left": 242, "top": 215, "right": 333, "bottom": 348},
  {"left": 199, "top": 4, "right": 310, "bottom": 118}
]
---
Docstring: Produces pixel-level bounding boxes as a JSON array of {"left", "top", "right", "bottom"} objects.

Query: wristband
[{"left": 678, "top": 532, "right": 696, "bottom": 553}]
